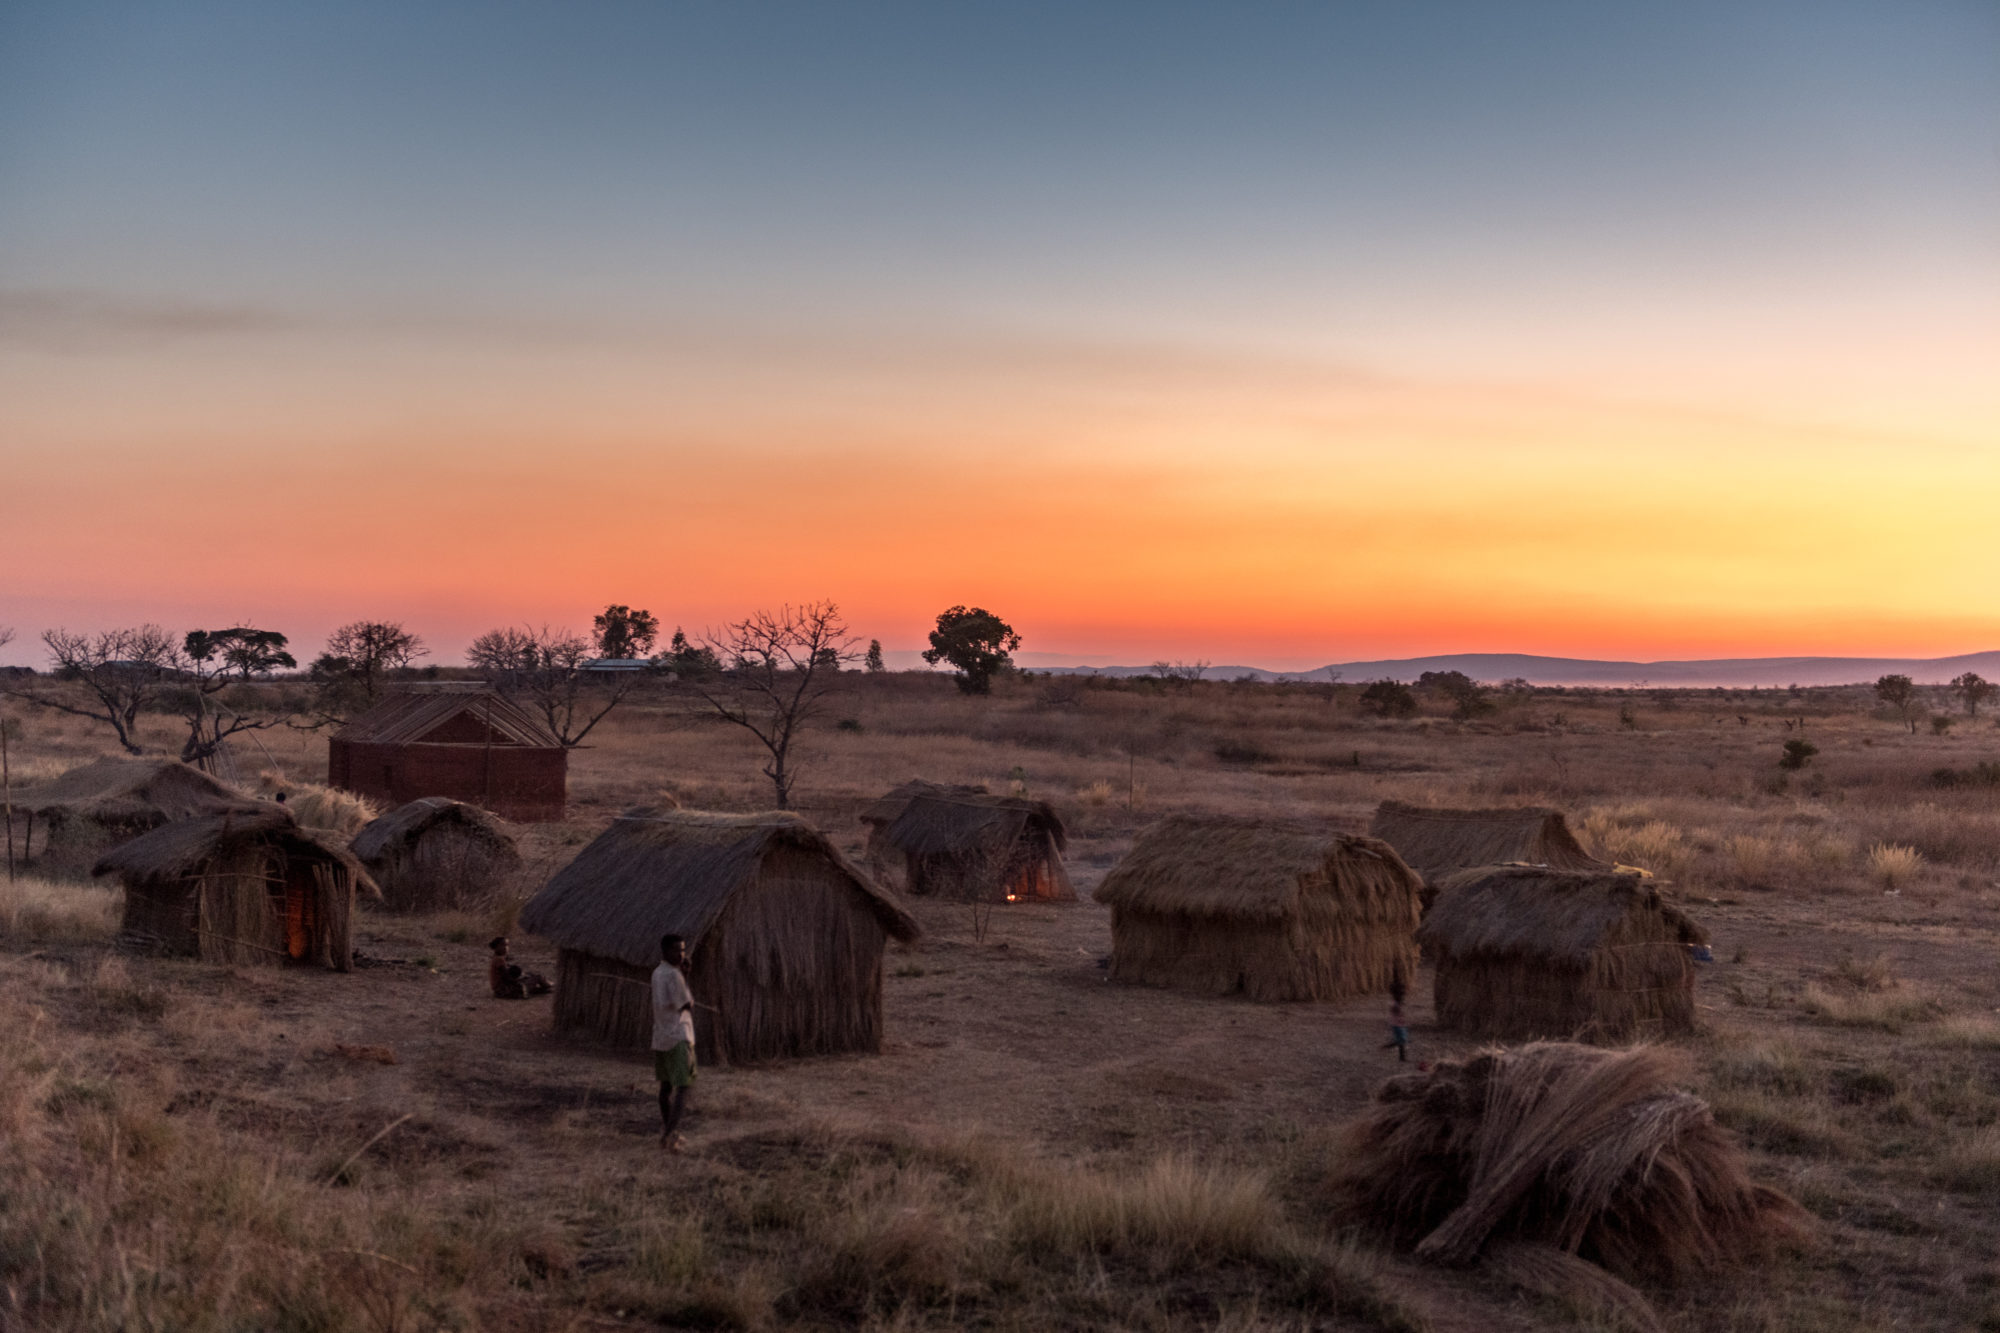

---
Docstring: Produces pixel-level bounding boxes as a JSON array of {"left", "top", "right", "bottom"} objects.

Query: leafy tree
[
  {"left": 309, "top": 621, "right": 426, "bottom": 721},
  {"left": 593, "top": 605, "right": 659, "bottom": 660},
  {"left": 176, "top": 627, "right": 296, "bottom": 766},
  {"left": 468, "top": 625, "right": 631, "bottom": 746},
  {"left": 922, "top": 606, "right": 1021, "bottom": 695},
  {"left": 1874, "top": 674, "right": 1919, "bottom": 734},
  {"left": 1953, "top": 672, "right": 1994, "bottom": 719},
  {"left": 1417, "top": 669, "right": 1493, "bottom": 720},
  {"left": 1358, "top": 679, "right": 1417, "bottom": 718},
  {"left": 12, "top": 626, "right": 179, "bottom": 753},
  {"left": 1778, "top": 738, "right": 1818, "bottom": 770},
  {"left": 686, "top": 601, "right": 858, "bottom": 808},
  {"left": 864, "top": 640, "right": 886, "bottom": 673},
  {"left": 658, "top": 627, "right": 722, "bottom": 678}
]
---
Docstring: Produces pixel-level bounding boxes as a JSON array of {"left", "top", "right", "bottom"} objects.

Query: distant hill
[{"left": 1027, "top": 651, "right": 2000, "bottom": 688}]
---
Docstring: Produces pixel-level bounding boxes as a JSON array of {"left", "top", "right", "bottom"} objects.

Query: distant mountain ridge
[{"left": 1029, "top": 651, "right": 2000, "bottom": 688}]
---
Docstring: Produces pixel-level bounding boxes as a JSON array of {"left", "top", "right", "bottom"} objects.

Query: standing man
[{"left": 652, "top": 933, "right": 697, "bottom": 1151}]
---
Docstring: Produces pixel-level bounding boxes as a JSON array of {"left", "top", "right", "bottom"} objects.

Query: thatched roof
[
  {"left": 520, "top": 809, "right": 920, "bottom": 968},
  {"left": 862, "top": 779, "right": 1066, "bottom": 858},
  {"left": 91, "top": 806, "right": 379, "bottom": 895},
  {"left": 1369, "top": 801, "right": 1611, "bottom": 880},
  {"left": 18, "top": 757, "right": 261, "bottom": 823},
  {"left": 350, "top": 797, "right": 513, "bottom": 865},
  {"left": 1093, "top": 814, "right": 1419, "bottom": 922},
  {"left": 333, "top": 688, "right": 560, "bottom": 748},
  {"left": 1418, "top": 866, "right": 1706, "bottom": 966}
]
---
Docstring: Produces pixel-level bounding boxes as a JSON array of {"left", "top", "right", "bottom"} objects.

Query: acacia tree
[
  {"left": 309, "top": 621, "right": 426, "bottom": 720},
  {"left": 1874, "top": 674, "right": 1920, "bottom": 734},
  {"left": 688, "top": 601, "right": 858, "bottom": 808},
  {"left": 1953, "top": 672, "right": 1994, "bottom": 719},
  {"left": 11, "top": 626, "right": 181, "bottom": 753},
  {"left": 468, "top": 624, "right": 632, "bottom": 746},
  {"left": 922, "top": 606, "right": 1021, "bottom": 695},
  {"left": 593, "top": 605, "right": 659, "bottom": 660},
  {"left": 1150, "top": 660, "right": 1211, "bottom": 687},
  {"left": 176, "top": 627, "right": 296, "bottom": 767}
]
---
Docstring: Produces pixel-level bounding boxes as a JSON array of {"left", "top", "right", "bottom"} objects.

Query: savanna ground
[{"left": 6, "top": 671, "right": 2000, "bottom": 1331}]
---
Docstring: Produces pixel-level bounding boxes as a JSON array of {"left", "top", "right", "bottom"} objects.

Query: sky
[{"left": 2, "top": 1, "right": 1996, "bottom": 670}]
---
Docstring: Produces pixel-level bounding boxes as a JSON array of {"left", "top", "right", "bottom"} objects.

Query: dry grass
[
  {"left": 1864, "top": 842, "right": 1923, "bottom": 892},
  {"left": 0, "top": 873, "right": 120, "bottom": 942}
]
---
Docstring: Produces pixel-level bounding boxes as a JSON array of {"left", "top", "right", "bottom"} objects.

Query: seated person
[{"left": 488, "top": 936, "right": 551, "bottom": 999}]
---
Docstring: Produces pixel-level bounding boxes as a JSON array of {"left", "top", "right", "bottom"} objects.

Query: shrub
[
  {"left": 1778, "top": 739, "right": 1818, "bottom": 770},
  {"left": 1358, "top": 680, "right": 1416, "bottom": 718}
]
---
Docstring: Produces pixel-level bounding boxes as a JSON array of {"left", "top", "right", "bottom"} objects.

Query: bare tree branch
[
  {"left": 469, "top": 625, "right": 633, "bottom": 746},
  {"left": 687, "top": 601, "right": 859, "bottom": 808},
  {"left": 8, "top": 626, "right": 180, "bottom": 753}
]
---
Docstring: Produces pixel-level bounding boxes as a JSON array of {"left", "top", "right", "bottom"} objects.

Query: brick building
[{"left": 328, "top": 685, "right": 566, "bottom": 822}]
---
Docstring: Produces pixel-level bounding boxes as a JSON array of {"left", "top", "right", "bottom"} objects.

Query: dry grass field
[{"left": 6, "top": 672, "right": 2000, "bottom": 1330}]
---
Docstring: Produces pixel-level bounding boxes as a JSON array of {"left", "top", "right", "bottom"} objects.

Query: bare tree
[
  {"left": 11, "top": 626, "right": 180, "bottom": 753},
  {"left": 686, "top": 601, "right": 859, "bottom": 808},
  {"left": 1150, "top": 660, "right": 1210, "bottom": 687},
  {"left": 468, "top": 624, "right": 633, "bottom": 746},
  {"left": 307, "top": 621, "right": 426, "bottom": 722}
]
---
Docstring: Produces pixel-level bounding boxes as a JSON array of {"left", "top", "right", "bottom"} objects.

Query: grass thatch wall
[
  {"left": 1419, "top": 866, "right": 1706, "bottom": 1042},
  {"left": 352, "top": 799, "right": 520, "bottom": 913},
  {"left": 1095, "top": 816, "right": 1422, "bottom": 1002},
  {"left": 863, "top": 781, "right": 1073, "bottom": 903}
]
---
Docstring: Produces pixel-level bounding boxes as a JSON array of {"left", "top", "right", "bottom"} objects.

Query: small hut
[
  {"left": 13, "top": 757, "right": 263, "bottom": 879},
  {"left": 350, "top": 798, "right": 521, "bottom": 912},
  {"left": 1093, "top": 815, "right": 1422, "bottom": 1002},
  {"left": 92, "top": 807, "right": 376, "bottom": 970},
  {"left": 328, "top": 684, "right": 566, "bottom": 822},
  {"left": 518, "top": 809, "right": 921, "bottom": 1064},
  {"left": 1370, "top": 801, "right": 1613, "bottom": 905},
  {"left": 1417, "top": 866, "right": 1707, "bottom": 1042},
  {"left": 859, "top": 780, "right": 1073, "bottom": 902}
]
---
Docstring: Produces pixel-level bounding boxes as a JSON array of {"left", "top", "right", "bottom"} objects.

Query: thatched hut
[
  {"left": 350, "top": 798, "right": 521, "bottom": 912},
  {"left": 12, "top": 757, "right": 263, "bottom": 879},
  {"left": 1417, "top": 866, "right": 1707, "bottom": 1042},
  {"left": 1369, "top": 801, "right": 1614, "bottom": 906},
  {"left": 859, "top": 780, "right": 1073, "bottom": 902},
  {"left": 1093, "top": 815, "right": 1422, "bottom": 1002},
  {"left": 92, "top": 807, "right": 376, "bottom": 970},
  {"left": 518, "top": 809, "right": 921, "bottom": 1064},
  {"left": 328, "top": 684, "right": 566, "bottom": 822}
]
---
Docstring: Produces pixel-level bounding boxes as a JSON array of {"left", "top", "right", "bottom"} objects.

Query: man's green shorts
[{"left": 655, "top": 1041, "right": 696, "bottom": 1089}]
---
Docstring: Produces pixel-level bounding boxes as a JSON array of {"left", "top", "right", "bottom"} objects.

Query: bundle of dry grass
[
  {"left": 1093, "top": 815, "right": 1421, "bottom": 1002},
  {"left": 12, "top": 757, "right": 262, "bottom": 879},
  {"left": 1370, "top": 801, "right": 1614, "bottom": 906},
  {"left": 91, "top": 806, "right": 378, "bottom": 971},
  {"left": 520, "top": 808, "right": 921, "bottom": 1063},
  {"left": 276, "top": 783, "right": 380, "bottom": 839},
  {"left": 1419, "top": 866, "right": 1706, "bottom": 1042},
  {"left": 350, "top": 797, "right": 521, "bottom": 912},
  {"left": 860, "top": 779, "right": 1073, "bottom": 902},
  {"left": 1334, "top": 1042, "right": 1801, "bottom": 1306}
]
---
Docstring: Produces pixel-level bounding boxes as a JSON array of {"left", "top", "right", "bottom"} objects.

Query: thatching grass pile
[
  {"left": 1419, "top": 866, "right": 1707, "bottom": 1042},
  {"left": 273, "top": 782, "right": 380, "bottom": 839},
  {"left": 92, "top": 806, "right": 377, "bottom": 971},
  {"left": 860, "top": 779, "right": 1073, "bottom": 902},
  {"left": 1093, "top": 815, "right": 1421, "bottom": 1002},
  {"left": 521, "top": 808, "right": 921, "bottom": 1063},
  {"left": 12, "top": 757, "right": 262, "bottom": 880},
  {"left": 1334, "top": 1042, "right": 1802, "bottom": 1320},
  {"left": 350, "top": 797, "right": 521, "bottom": 912}
]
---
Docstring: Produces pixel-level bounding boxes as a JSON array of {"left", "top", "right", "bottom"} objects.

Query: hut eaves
[
  {"left": 1092, "top": 814, "right": 1410, "bottom": 922},
  {"left": 1417, "top": 865, "right": 1705, "bottom": 966}
]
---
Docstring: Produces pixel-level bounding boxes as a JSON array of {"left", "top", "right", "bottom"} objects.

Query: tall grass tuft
[{"left": 1866, "top": 843, "right": 1922, "bottom": 892}]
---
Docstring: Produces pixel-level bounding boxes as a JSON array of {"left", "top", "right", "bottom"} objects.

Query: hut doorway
[{"left": 281, "top": 863, "right": 319, "bottom": 961}]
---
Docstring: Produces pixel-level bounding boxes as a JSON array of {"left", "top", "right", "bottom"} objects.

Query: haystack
[
  {"left": 92, "top": 807, "right": 376, "bottom": 970},
  {"left": 1092, "top": 815, "right": 1421, "bottom": 1001},
  {"left": 860, "top": 779, "right": 1073, "bottom": 902},
  {"left": 519, "top": 809, "right": 921, "bottom": 1064},
  {"left": 12, "top": 757, "right": 263, "bottom": 879},
  {"left": 1370, "top": 801, "right": 1612, "bottom": 903},
  {"left": 350, "top": 798, "right": 521, "bottom": 912},
  {"left": 1334, "top": 1042, "right": 1801, "bottom": 1317},
  {"left": 328, "top": 684, "right": 567, "bottom": 821},
  {"left": 1418, "top": 866, "right": 1706, "bottom": 1042}
]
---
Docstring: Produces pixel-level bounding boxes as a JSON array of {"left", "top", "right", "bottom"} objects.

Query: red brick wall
[{"left": 328, "top": 741, "right": 566, "bottom": 821}]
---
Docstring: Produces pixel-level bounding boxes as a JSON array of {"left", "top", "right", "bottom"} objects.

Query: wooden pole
[{"left": 2, "top": 713, "right": 13, "bottom": 885}]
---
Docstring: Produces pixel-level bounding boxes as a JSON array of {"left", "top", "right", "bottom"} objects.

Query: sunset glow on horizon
[{"left": 3, "top": 3, "right": 1996, "bottom": 670}]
